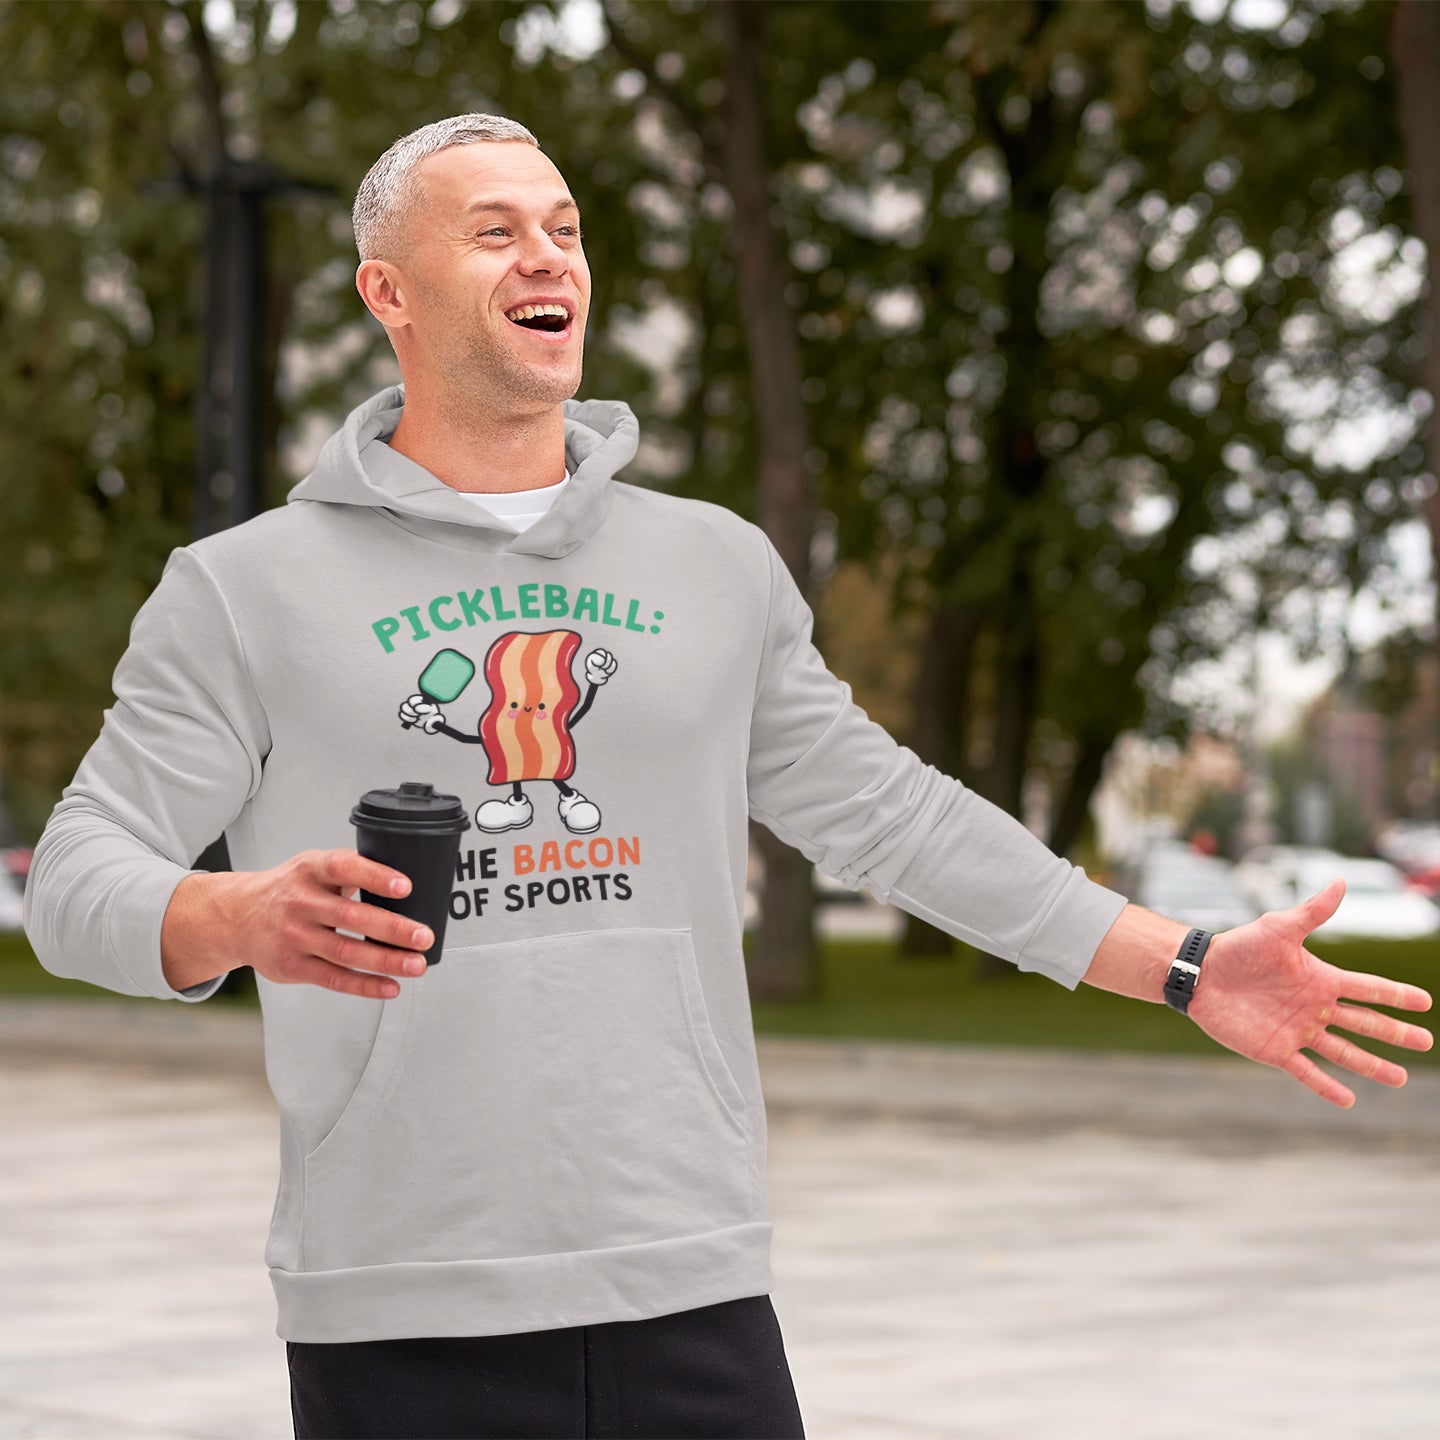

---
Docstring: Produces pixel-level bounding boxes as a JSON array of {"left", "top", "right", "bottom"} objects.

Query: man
[{"left": 24, "top": 114, "right": 1433, "bottom": 1440}]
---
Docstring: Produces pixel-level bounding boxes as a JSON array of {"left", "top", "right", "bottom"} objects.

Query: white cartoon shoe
[
  {"left": 476, "top": 793, "right": 534, "bottom": 833},
  {"left": 558, "top": 791, "right": 601, "bottom": 835}
]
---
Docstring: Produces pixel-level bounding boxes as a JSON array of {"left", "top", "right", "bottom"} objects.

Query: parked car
[
  {"left": 1234, "top": 845, "right": 1440, "bottom": 939},
  {"left": 1129, "top": 846, "right": 1260, "bottom": 932},
  {"left": 0, "top": 869, "right": 25, "bottom": 932},
  {"left": 0, "top": 847, "right": 31, "bottom": 881}
]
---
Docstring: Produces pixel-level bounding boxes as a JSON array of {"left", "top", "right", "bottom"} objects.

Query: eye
[
  {"left": 509, "top": 701, "right": 518, "bottom": 709},
  {"left": 554, "top": 225, "right": 583, "bottom": 238},
  {"left": 538, "top": 702, "right": 546, "bottom": 710},
  {"left": 479, "top": 226, "right": 509, "bottom": 238}
]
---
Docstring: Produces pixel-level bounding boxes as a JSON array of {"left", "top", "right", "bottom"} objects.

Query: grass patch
[
  {"left": 0, "top": 931, "right": 257, "bottom": 1004},
  {"left": 746, "top": 935, "right": 1439, "bottom": 1065},
  {"left": 4, "top": 929, "right": 1434, "bottom": 1066}
]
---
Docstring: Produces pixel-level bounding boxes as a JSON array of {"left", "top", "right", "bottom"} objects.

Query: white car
[
  {"left": 1234, "top": 845, "right": 1440, "bottom": 939},
  {"left": 1132, "top": 852, "right": 1260, "bottom": 932},
  {"left": 0, "top": 870, "right": 25, "bottom": 932}
]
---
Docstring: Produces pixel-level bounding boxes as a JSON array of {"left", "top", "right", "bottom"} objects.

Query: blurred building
[
  {"left": 1311, "top": 705, "right": 1387, "bottom": 828},
  {"left": 1092, "top": 731, "right": 1246, "bottom": 864}
]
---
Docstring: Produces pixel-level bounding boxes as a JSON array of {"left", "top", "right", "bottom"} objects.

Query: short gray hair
[{"left": 352, "top": 113, "right": 540, "bottom": 261}]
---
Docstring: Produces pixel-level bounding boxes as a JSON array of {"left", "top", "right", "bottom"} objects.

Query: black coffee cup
[{"left": 350, "top": 781, "right": 471, "bottom": 967}]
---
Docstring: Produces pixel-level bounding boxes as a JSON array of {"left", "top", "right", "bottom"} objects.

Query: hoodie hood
[{"left": 287, "top": 384, "right": 640, "bottom": 559}]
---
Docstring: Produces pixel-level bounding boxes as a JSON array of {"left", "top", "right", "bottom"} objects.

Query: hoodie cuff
[
  {"left": 107, "top": 860, "right": 230, "bottom": 1003},
  {"left": 1016, "top": 868, "right": 1131, "bottom": 990}
]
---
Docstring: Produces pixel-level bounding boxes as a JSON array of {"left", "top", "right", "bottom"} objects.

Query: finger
[
  {"left": 1329, "top": 1001, "right": 1435, "bottom": 1054},
  {"left": 313, "top": 891, "right": 434, "bottom": 952},
  {"left": 1308, "top": 1030, "right": 1409, "bottom": 1088},
  {"left": 1281, "top": 1051, "right": 1356, "bottom": 1109},
  {"left": 1283, "top": 876, "right": 1346, "bottom": 937},
  {"left": 1329, "top": 968, "right": 1434, "bottom": 1013},
  {"left": 286, "top": 954, "right": 406, "bottom": 1001},
  {"left": 307, "top": 923, "right": 428, "bottom": 979},
  {"left": 317, "top": 849, "right": 413, "bottom": 899}
]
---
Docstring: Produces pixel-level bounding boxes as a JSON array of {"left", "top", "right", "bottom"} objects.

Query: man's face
[{"left": 391, "top": 141, "right": 590, "bottom": 415}]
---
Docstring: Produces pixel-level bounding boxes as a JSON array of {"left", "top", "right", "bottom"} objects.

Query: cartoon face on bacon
[{"left": 478, "top": 630, "right": 583, "bottom": 784}]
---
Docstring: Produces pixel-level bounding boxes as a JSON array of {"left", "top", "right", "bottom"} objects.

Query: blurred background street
[{"left": 2, "top": 1010, "right": 1437, "bottom": 1440}]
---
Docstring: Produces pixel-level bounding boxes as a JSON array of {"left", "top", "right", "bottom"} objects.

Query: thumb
[{"left": 1285, "top": 875, "right": 1346, "bottom": 937}]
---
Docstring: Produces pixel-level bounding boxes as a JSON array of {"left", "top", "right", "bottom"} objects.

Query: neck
[{"left": 387, "top": 395, "right": 567, "bottom": 494}]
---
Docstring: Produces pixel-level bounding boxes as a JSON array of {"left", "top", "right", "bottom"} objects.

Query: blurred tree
[
  {"left": 3, "top": 0, "right": 1429, "bottom": 999},
  {"left": 529, "top": 0, "right": 1427, "bottom": 967},
  {"left": 0, "top": 0, "right": 653, "bottom": 839},
  {"left": 1185, "top": 782, "right": 1248, "bottom": 860},
  {"left": 784, "top": 0, "right": 1423, "bottom": 961},
  {"left": 1390, "top": 0, "right": 1440, "bottom": 632}
]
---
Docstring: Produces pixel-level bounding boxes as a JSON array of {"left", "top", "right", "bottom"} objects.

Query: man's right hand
[{"left": 160, "top": 849, "right": 433, "bottom": 1000}]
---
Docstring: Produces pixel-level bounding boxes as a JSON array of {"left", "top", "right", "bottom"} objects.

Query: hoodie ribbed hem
[{"left": 270, "top": 1222, "right": 774, "bottom": 1341}]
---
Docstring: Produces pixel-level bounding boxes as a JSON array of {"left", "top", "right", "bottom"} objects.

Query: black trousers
[{"left": 286, "top": 1294, "right": 806, "bottom": 1439}]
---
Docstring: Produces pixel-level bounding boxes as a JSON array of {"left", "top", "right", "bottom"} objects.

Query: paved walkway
[{"left": 2, "top": 1000, "right": 1437, "bottom": 1439}]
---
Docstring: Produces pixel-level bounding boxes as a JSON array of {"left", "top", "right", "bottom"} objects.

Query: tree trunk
[
  {"left": 715, "top": 0, "right": 819, "bottom": 1000},
  {"left": 1047, "top": 733, "right": 1114, "bottom": 859},
  {"left": 1391, "top": 2, "right": 1440, "bottom": 636},
  {"left": 900, "top": 601, "right": 981, "bottom": 957},
  {"left": 974, "top": 610, "right": 1040, "bottom": 980},
  {"left": 986, "top": 615, "right": 1039, "bottom": 821}
]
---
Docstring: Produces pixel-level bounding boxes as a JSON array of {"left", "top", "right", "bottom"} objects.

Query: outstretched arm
[{"left": 1083, "top": 879, "right": 1434, "bottom": 1108}]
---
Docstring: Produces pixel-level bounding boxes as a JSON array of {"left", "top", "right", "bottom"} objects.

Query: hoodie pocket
[{"left": 300, "top": 926, "right": 761, "bottom": 1274}]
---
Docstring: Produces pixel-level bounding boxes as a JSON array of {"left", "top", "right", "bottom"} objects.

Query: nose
[{"left": 517, "top": 226, "right": 569, "bottom": 278}]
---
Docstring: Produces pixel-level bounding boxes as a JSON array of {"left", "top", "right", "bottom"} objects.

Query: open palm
[{"left": 1188, "top": 877, "right": 1434, "bottom": 1108}]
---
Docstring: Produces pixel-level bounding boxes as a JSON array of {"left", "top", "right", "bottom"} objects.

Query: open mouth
[{"left": 504, "top": 303, "right": 572, "bottom": 334}]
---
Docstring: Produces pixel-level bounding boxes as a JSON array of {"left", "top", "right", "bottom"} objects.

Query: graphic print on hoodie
[
  {"left": 23, "top": 382, "right": 1132, "bottom": 1345},
  {"left": 400, "top": 630, "right": 619, "bottom": 838}
]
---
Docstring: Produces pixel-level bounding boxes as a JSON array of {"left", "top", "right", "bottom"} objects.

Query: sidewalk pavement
[
  {"left": 2, "top": 997, "right": 1438, "bottom": 1440},
  {"left": 3, "top": 995, "right": 1439, "bottom": 1144}
]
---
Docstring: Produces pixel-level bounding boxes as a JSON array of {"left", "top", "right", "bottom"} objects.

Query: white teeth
[{"left": 505, "top": 303, "right": 570, "bottom": 322}]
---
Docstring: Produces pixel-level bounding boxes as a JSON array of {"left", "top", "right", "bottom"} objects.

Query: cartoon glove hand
[
  {"left": 400, "top": 694, "right": 445, "bottom": 734},
  {"left": 585, "top": 648, "right": 618, "bottom": 686}
]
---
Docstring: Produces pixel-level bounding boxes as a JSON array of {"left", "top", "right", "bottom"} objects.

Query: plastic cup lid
[{"left": 350, "top": 781, "right": 472, "bottom": 833}]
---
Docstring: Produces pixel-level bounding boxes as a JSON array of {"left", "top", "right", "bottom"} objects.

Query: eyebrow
[{"left": 463, "top": 197, "right": 580, "bottom": 218}]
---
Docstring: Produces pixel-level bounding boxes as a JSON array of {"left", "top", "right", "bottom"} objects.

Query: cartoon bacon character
[
  {"left": 399, "top": 630, "right": 618, "bottom": 835},
  {"left": 480, "top": 629, "right": 582, "bottom": 786}
]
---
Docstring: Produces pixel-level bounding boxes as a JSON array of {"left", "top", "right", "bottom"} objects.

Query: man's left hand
[{"left": 1190, "top": 878, "right": 1434, "bottom": 1108}]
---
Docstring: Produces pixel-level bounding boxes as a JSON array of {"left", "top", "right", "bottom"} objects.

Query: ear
[{"left": 356, "top": 258, "right": 411, "bottom": 331}]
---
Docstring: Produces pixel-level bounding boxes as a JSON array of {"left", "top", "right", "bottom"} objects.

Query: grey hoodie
[{"left": 25, "top": 384, "right": 1129, "bottom": 1342}]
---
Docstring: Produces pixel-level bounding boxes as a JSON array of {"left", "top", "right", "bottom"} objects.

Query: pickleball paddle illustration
[{"left": 401, "top": 647, "right": 476, "bottom": 729}]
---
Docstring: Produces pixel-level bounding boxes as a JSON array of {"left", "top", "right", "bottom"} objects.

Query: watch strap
[{"left": 1163, "top": 928, "right": 1213, "bottom": 1016}]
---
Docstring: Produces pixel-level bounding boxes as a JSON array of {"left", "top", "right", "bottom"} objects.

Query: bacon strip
[{"left": 479, "top": 630, "right": 582, "bottom": 783}]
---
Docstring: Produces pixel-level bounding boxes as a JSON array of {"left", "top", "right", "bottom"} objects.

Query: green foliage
[
  {"left": 0, "top": 0, "right": 657, "bottom": 836},
  {"left": 2, "top": 0, "right": 1426, "bottom": 864},
  {"left": 1186, "top": 782, "right": 1248, "bottom": 859}
]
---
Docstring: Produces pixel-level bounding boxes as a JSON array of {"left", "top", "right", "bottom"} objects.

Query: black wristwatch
[{"left": 1163, "top": 928, "right": 1214, "bottom": 1016}]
